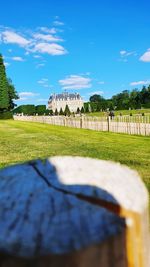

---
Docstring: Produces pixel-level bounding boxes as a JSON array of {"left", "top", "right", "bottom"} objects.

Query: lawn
[
  {"left": 0, "top": 120, "right": 150, "bottom": 194},
  {"left": 86, "top": 108, "right": 150, "bottom": 117}
]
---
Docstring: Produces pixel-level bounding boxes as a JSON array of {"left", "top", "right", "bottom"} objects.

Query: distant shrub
[
  {"left": 81, "top": 107, "right": 85, "bottom": 113},
  {"left": 59, "top": 108, "right": 64, "bottom": 116},
  {"left": 36, "top": 105, "right": 46, "bottom": 115},
  {"left": 142, "top": 113, "right": 145, "bottom": 116},
  {"left": 0, "top": 111, "right": 13, "bottom": 119},
  {"left": 55, "top": 109, "right": 58, "bottom": 116},
  {"left": 130, "top": 113, "right": 132, "bottom": 116},
  {"left": 13, "top": 105, "right": 36, "bottom": 115}
]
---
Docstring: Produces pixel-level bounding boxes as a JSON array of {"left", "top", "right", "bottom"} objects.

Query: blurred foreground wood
[
  {"left": 0, "top": 232, "right": 127, "bottom": 267},
  {"left": 0, "top": 156, "right": 149, "bottom": 267}
]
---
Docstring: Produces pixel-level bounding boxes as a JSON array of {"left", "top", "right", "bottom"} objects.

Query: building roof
[{"left": 49, "top": 92, "right": 82, "bottom": 101}]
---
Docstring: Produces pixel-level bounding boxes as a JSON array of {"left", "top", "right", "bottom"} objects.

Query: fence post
[
  {"left": 107, "top": 116, "right": 110, "bottom": 132},
  {"left": 63, "top": 116, "right": 66, "bottom": 127},
  {"left": 80, "top": 116, "right": 83, "bottom": 129}
]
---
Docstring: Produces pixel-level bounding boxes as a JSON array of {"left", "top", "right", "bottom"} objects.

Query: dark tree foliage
[
  {"left": 84, "top": 103, "right": 89, "bottom": 113},
  {"left": 88, "top": 86, "right": 150, "bottom": 111},
  {"left": 89, "top": 94, "right": 104, "bottom": 102},
  {"left": 0, "top": 54, "right": 9, "bottom": 112},
  {"left": 13, "top": 105, "right": 36, "bottom": 115},
  {"left": 64, "top": 105, "right": 71, "bottom": 116},
  {"left": 48, "top": 109, "right": 53, "bottom": 115},
  {"left": 0, "top": 54, "right": 18, "bottom": 114},
  {"left": 36, "top": 105, "right": 46, "bottom": 115},
  {"left": 76, "top": 107, "right": 80, "bottom": 114},
  {"left": 59, "top": 107, "right": 64, "bottom": 115},
  {"left": 81, "top": 106, "right": 84, "bottom": 113},
  {"left": 54, "top": 108, "right": 58, "bottom": 116},
  {"left": 7, "top": 79, "right": 19, "bottom": 110}
]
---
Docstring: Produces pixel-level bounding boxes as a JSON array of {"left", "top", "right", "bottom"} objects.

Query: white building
[{"left": 48, "top": 92, "right": 84, "bottom": 112}]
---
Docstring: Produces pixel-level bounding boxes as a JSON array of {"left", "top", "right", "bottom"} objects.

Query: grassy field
[
  {"left": 86, "top": 108, "right": 150, "bottom": 117},
  {"left": 0, "top": 120, "right": 150, "bottom": 194}
]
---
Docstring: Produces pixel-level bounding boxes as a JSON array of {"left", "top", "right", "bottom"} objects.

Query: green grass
[
  {"left": 0, "top": 120, "right": 150, "bottom": 194},
  {"left": 86, "top": 108, "right": 150, "bottom": 117}
]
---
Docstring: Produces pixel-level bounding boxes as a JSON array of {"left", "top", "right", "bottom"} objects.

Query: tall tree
[
  {"left": 55, "top": 108, "right": 58, "bottom": 116},
  {"left": 89, "top": 94, "right": 104, "bottom": 103},
  {"left": 36, "top": 105, "right": 46, "bottom": 115},
  {"left": 7, "top": 78, "right": 19, "bottom": 110},
  {"left": 0, "top": 54, "right": 9, "bottom": 112},
  {"left": 64, "top": 105, "right": 71, "bottom": 116},
  {"left": 0, "top": 54, "right": 19, "bottom": 113},
  {"left": 59, "top": 107, "right": 64, "bottom": 115}
]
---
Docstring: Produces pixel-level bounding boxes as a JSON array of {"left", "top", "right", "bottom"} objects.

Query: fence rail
[{"left": 13, "top": 115, "right": 150, "bottom": 136}]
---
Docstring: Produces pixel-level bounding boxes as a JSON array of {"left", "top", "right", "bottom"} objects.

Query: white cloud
[
  {"left": 0, "top": 26, "right": 68, "bottom": 57},
  {"left": 36, "top": 63, "right": 45, "bottom": 68},
  {"left": 120, "top": 50, "right": 136, "bottom": 57},
  {"left": 120, "top": 50, "right": 127, "bottom": 56},
  {"left": 38, "top": 78, "right": 48, "bottom": 84},
  {"left": 38, "top": 78, "right": 53, "bottom": 88},
  {"left": 16, "top": 97, "right": 27, "bottom": 101},
  {"left": 2, "top": 30, "right": 30, "bottom": 47},
  {"left": 59, "top": 75, "right": 92, "bottom": 89},
  {"left": 33, "top": 42, "right": 67, "bottom": 55},
  {"left": 33, "top": 33, "right": 63, "bottom": 42},
  {"left": 33, "top": 55, "right": 42, "bottom": 58},
  {"left": 4, "top": 62, "right": 10, "bottom": 67},
  {"left": 19, "top": 92, "right": 39, "bottom": 97},
  {"left": 87, "top": 90, "right": 104, "bottom": 96},
  {"left": 39, "top": 27, "right": 57, "bottom": 34},
  {"left": 130, "top": 80, "right": 150, "bottom": 86},
  {"left": 25, "top": 51, "right": 30, "bottom": 55},
  {"left": 140, "top": 49, "right": 150, "bottom": 62},
  {"left": 11, "top": 56, "right": 24, "bottom": 61},
  {"left": 53, "top": 20, "right": 64, "bottom": 26}
]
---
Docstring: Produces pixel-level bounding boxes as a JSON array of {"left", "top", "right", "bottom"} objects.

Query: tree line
[
  {"left": 13, "top": 104, "right": 85, "bottom": 116},
  {"left": 1, "top": 51, "right": 150, "bottom": 118},
  {"left": 85, "top": 87, "right": 150, "bottom": 112},
  {"left": 13, "top": 87, "right": 150, "bottom": 116},
  {"left": 0, "top": 54, "right": 18, "bottom": 119}
]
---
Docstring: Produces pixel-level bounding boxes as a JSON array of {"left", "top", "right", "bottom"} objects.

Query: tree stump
[{"left": 0, "top": 156, "right": 149, "bottom": 267}]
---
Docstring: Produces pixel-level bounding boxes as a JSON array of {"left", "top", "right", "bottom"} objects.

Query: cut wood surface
[{"left": 0, "top": 156, "right": 149, "bottom": 267}]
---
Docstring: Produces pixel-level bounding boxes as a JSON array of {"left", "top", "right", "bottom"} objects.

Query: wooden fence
[{"left": 13, "top": 115, "right": 150, "bottom": 136}]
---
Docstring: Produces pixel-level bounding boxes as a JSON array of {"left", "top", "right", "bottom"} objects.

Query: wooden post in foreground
[{"left": 0, "top": 156, "right": 149, "bottom": 267}]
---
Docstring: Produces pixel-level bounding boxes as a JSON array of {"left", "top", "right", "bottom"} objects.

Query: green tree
[
  {"left": 13, "top": 105, "right": 35, "bottom": 115},
  {"left": 0, "top": 54, "right": 19, "bottom": 114},
  {"left": 49, "top": 109, "right": 53, "bottom": 115},
  {"left": 81, "top": 106, "right": 85, "bottom": 113},
  {"left": 64, "top": 105, "right": 71, "bottom": 116},
  {"left": 0, "top": 54, "right": 9, "bottom": 112},
  {"left": 7, "top": 79, "right": 19, "bottom": 110},
  {"left": 36, "top": 105, "right": 46, "bottom": 115},
  {"left": 112, "top": 90, "right": 130, "bottom": 110},
  {"left": 76, "top": 107, "right": 80, "bottom": 114},
  {"left": 55, "top": 108, "right": 58, "bottom": 116},
  {"left": 89, "top": 94, "right": 104, "bottom": 102},
  {"left": 59, "top": 107, "right": 64, "bottom": 115},
  {"left": 90, "top": 102, "right": 97, "bottom": 112},
  {"left": 84, "top": 103, "right": 89, "bottom": 113}
]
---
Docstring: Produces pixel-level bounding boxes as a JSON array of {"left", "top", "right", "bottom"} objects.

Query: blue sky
[{"left": 0, "top": 0, "right": 150, "bottom": 106}]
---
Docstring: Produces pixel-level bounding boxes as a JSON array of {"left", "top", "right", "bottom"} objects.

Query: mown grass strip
[{"left": 0, "top": 120, "right": 149, "bottom": 194}]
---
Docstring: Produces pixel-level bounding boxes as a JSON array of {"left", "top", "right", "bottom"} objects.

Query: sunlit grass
[
  {"left": 87, "top": 108, "right": 150, "bottom": 117},
  {"left": 0, "top": 120, "right": 149, "bottom": 194}
]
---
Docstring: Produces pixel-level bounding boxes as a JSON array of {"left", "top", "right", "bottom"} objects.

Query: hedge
[{"left": 0, "top": 111, "right": 13, "bottom": 119}]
